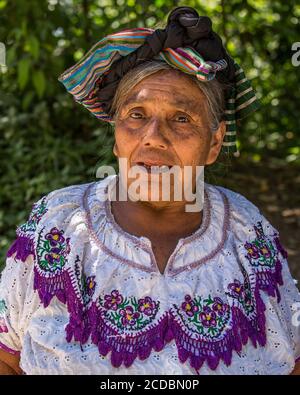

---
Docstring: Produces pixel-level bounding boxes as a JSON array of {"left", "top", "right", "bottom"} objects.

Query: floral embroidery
[
  {"left": 245, "top": 221, "right": 278, "bottom": 269},
  {"left": 99, "top": 290, "right": 160, "bottom": 330},
  {"left": 0, "top": 299, "right": 8, "bottom": 333},
  {"left": 83, "top": 275, "right": 96, "bottom": 305},
  {"left": 32, "top": 220, "right": 287, "bottom": 372},
  {"left": 176, "top": 294, "right": 230, "bottom": 337},
  {"left": 181, "top": 295, "right": 199, "bottom": 317},
  {"left": 85, "top": 276, "right": 96, "bottom": 297},
  {"left": 212, "top": 297, "right": 230, "bottom": 315},
  {"left": 244, "top": 221, "right": 284, "bottom": 301},
  {"left": 227, "top": 278, "right": 254, "bottom": 314},
  {"left": 74, "top": 255, "right": 96, "bottom": 306},
  {"left": 167, "top": 262, "right": 267, "bottom": 371},
  {"left": 45, "top": 227, "right": 66, "bottom": 247},
  {"left": 103, "top": 290, "right": 123, "bottom": 311},
  {"left": 138, "top": 296, "right": 157, "bottom": 316},
  {"left": 36, "top": 227, "right": 70, "bottom": 273},
  {"left": 120, "top": 306, "right": 140, "bottom": 327}
]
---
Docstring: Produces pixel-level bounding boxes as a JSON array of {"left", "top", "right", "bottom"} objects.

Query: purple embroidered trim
[
  {"left": 296, "top": 355, "right": 300, "bottom": 363},
  {"left": 88, "top": 303, "right": 169, "bottom": 368},
  {"left": 244, "top": 221, "right": 285, "bottom": 303},
  {"left": 75, "top": 259, "right": 270, "bottom": 372},
  {"left": 255, "top": 258, "right": 283, "bottom": 303},
  {"left": 34, "top": 266, "right": 68, "bottom": 307},
  {"left": 0, "top": 341, "right": 21, "bottom": 356},
  {"left": 6, "top": 235, "right": 35, "bottom": 262},
  {"left": 6, "top": 196, "right": 48, "bottom": 262},
  {"left": 33, "top": 266, "right": 90, "bottom": 345},
  {"left": 167, "top": 284, "right": 266, "bottom": 371},
  {"left": 30, "top": 180, "right": 288, "bottom": 372},
  {"left": 32, "top": 250, "right": 284, "bottom": 372}
]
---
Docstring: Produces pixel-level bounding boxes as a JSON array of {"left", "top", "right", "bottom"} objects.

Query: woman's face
[{"left": 113, "top": 69, "right": 225, "bottom": 203}]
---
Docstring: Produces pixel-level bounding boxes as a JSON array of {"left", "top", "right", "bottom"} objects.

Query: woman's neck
[{"left": 110, "top": 178, "right": 203, "bottom": 239}]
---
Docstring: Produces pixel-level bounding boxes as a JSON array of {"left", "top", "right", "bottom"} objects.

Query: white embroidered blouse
[{"left": 0, "top": 174, "right": 300, "bottom": 375}]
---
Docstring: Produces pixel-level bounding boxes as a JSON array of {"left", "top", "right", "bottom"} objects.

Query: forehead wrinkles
[{"left": 121, "top": 88, "right": 204, "bottom": 112}]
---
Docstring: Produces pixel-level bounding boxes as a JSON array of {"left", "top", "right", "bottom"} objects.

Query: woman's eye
[
  {"left": 128, "top": 112, "right": 190, "bottom": 122},
  {"left": 129, "top": 112, "right": 143, "bottom": 119},
  {"left": 175, "top": 115, "right": 189, "bottom": 123}
]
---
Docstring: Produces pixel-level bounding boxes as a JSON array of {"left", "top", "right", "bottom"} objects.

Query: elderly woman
[{"left": 0, "top": 7, "right": 300, "bottom": 375}]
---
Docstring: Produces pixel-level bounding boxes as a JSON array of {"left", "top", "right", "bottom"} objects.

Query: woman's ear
[
  {"left": 113, "top": 142, "right": 119, "bottom": 157},
  {"left": 205, "top": 121, "right": 226, "bottom": 166}
]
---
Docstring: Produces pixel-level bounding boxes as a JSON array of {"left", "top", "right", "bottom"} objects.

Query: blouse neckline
[
  {"left": 104, "top": 175, "right": 211, "bottom": 249},
  {"left": 82, "top": 175, "right": 230, "bottom": 277}
]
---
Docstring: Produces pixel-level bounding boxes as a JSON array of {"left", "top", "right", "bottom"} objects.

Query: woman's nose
[{"left": 142, "top": 119, "right": 169, "bottom": 150}]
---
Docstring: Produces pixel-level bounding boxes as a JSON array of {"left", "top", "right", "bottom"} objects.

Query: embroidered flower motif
[
  {"left": 104, "top": 290, "right": 123, "bottom": 311},
  {"left": 0, "top": 299, "right": 8, "bottom": 333},
  {"left": 120, "top": 306, "right": 140, "bottom": 327},
  {"left": 169, "top": 268, "right": 267, "bottom": 372},
  {"left": 138, "top": 296, "right": 156, "bottom": 316},
  {"left": 99, "top": 290, "right": 160, "bottom": 331},
  {"left": 73, "top": 256, "right": 96, "bottom": 306},
  {"left": 244, "top": 221, "right": 278, "bottom": 268},
  {"left": 86, "top": 276, "right": 96, "bottom": 297},
  {"left": 243, "top": 221, "right": 284, "bottom": 302},
  {"left": 244, "top": 242, "right": 260, "bottom": 259},
  {"left": 32, "top": 217, "right": 287, "bottom": 373},
  {"left": 37, "top": 226, "right": 71, "bottom": 273},
  {"left": 199, "top": 306, "right": 217, "bottom": 327},
  {"left": 45, "top": 227, "right": 65, "bottom": 247},
  {"left": 177, "top": 294, "right": 231, "bottom": 338},
  {"left": 259, "top": 245, "right": 271, "bottom": 258},
  {"left": 45, "top": 247, "right": 62, "bottom": 265},
  {"left": 228, "top": 279, "right": 245, "bottom": 299},
  {"left": 181, "top": 295, "right": 199, "bottom": 317},
  {"left": 226, "top": 269, "right": 255, "bottom": 315},
  {"left": 212, "top": 297, "right": 229, "bottom": 316}
]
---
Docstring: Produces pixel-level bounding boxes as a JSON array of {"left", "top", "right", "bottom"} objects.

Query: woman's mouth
[{"left": 134, "top": 162, "right": 173, "bottom": 173}]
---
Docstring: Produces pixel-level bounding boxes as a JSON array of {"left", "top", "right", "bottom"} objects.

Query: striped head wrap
[{"left": 58, "top": 6, "right": 260, "bottom": 155}]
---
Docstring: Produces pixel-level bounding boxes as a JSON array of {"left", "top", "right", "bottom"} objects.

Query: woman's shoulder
[
  {"left": 6, "top": 177, "right": 112, "bottom": 266},
  {"left": 40, "top": 180, "right": 95, "bottom": 214},
  {"left": 206, "top": 183, "right": 268, "bottom": 233},
  {"left": 207, "top": 183, "right": 260, "bottom": 215},
  {"left": 33, "top": 176, "right": 112, "bottom": 225}
]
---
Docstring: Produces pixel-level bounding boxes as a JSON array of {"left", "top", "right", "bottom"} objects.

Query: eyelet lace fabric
[{"left": 1, "top": 175, "right": 300, "bottom": 375}]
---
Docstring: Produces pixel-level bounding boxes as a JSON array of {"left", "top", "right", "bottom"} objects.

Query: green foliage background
[{"left": 0, "top": 0, "right": 299, "bottom": 269}]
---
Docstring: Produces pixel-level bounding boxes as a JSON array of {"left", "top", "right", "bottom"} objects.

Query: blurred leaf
[
  {"left": 17, "top": 57, "right": 30, "bottom": 90},
  {"left": 32, "top": 70, "right": 45, "bottom": 98},
  {"left": 27, "top": 35, "right": 40, "bottom": 60},
  {"left": 22, "top": 90, "right": 35, "bottom": 110}
]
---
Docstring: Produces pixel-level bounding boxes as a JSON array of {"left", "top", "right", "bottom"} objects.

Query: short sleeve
[
  {"left": 0, "top": 255, "right": 36, "bottom": 355},
  {"left": 256, "top": 213, "right": 300, "bottom": 366},
  {"left": 0, "top": 195, "right": 48, "bottom": 355}
]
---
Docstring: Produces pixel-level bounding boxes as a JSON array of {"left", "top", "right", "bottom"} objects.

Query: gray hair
[{"left": 110, "top": 60, "right": 229, "bottom": 134}]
